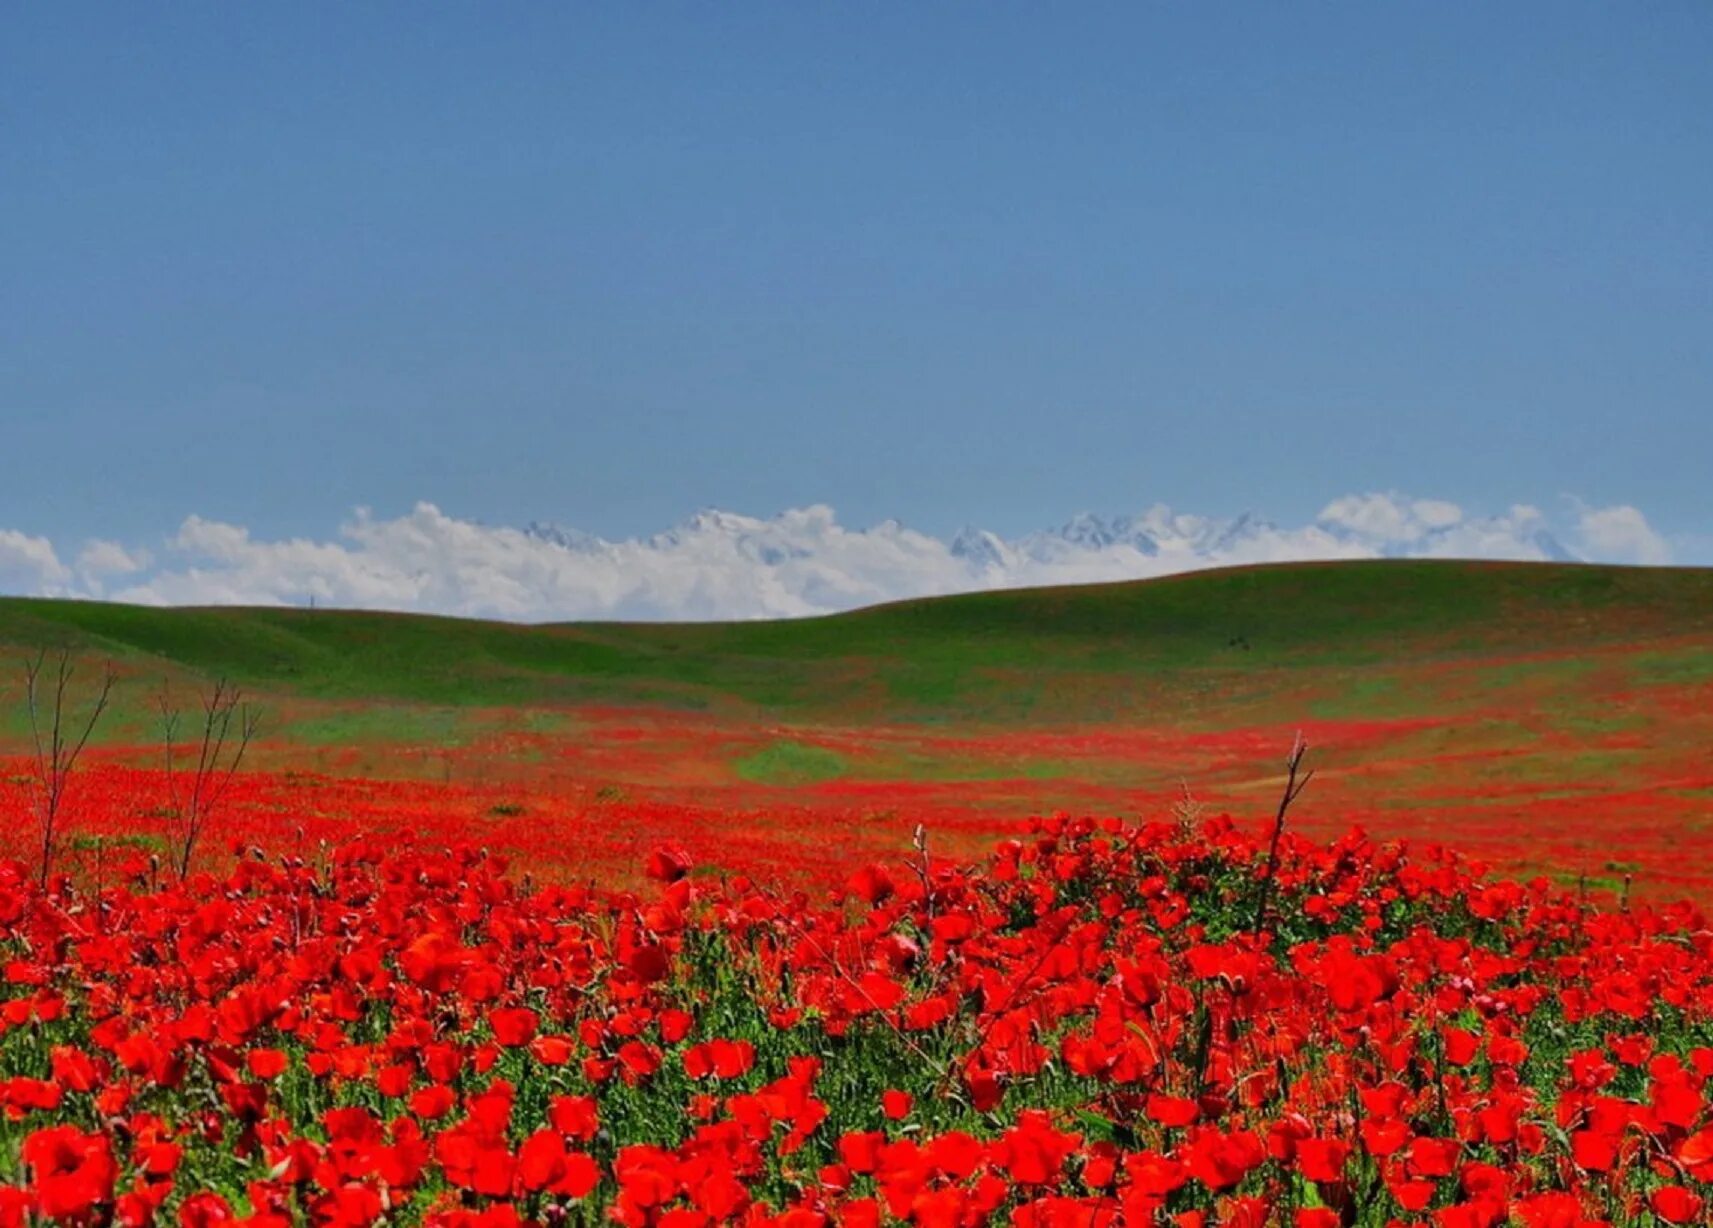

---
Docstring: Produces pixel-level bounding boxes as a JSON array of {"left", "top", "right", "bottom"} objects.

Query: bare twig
[
  {"left": 158, "top": 677, "right": 261, "bottom": 879},
  {"left": 1170, "top": 777, "right": 1205, "bottom": 834},
  {"left": 910, "top": 823, "right": 937, "bottom": 923},
  {"left": 1252, "top": 732, "right": 1314, "bottom": 938},
  {"left": 23, "top": 649, "right": 117, "bottom": 885}
]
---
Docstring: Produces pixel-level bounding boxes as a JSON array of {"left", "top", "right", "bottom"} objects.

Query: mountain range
[{"left": 0, "top": 493, "right": 1651, "bottom": 621}]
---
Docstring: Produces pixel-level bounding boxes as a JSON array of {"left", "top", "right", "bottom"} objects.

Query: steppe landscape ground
[{"left": 4, "top": 560, "right": 1713, "bottom": 1226}]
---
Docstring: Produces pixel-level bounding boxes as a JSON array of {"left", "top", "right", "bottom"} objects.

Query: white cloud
[
  {"left": 0, "top": 493, "right": 1683, "bottom": 621},
  {"left": 0, "top": 529, "right": 70, "bottom": 594},
  {"left": 1571, "top": 502, "right": 1673, "bottom": 566},
  {"left": 73, "top": 539, "right": 150, "bottom": 596},
  {"left": 76, "top": 539, "right": 149, "bottom": 577},
  {"left": 1318, "top": 493, "right": 1457, "bottom": 544}
]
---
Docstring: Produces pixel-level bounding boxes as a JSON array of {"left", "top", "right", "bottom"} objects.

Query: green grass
[
  {"left": 278, "top": 704, "right": 576, "bottom": 747},
  {"left": 873, "top": 752, "right": 1082, "bottom": 783},
  {"left": 1629, "top": 644, "right": 1713, "bottom": 686},
  {"left": 282, "top": 705, "right": 475, "bottom": 746},
  {"left": 733, "top": 741, "right": 849, "bottom": 785},
  {"left": 1, "top": 560, "right": 1710, "bottom": 729}
]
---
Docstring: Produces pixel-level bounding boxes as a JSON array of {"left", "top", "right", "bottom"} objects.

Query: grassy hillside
[
  {"left": 2, "top": 560, "right": 1711, "bottom": 899},
  {"left": 1, "top": 560, "right": 1710, "bottom": 727}
]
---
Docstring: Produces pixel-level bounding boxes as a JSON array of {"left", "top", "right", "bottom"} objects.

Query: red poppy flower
[
  {"left": 645, "top": 847, "right": 691, "bottom": 883},
  {"left": 1184, "top": 1130, "right": 1264, "bottom": 1191},
  {"left": 1650, "top": 1185, "right": 1704, "bottom": 1225},
  {"left": 21, "top": 1126, "right": 116, "bottom": 1220},
  {"left": 548, "top": 1094, "right": 600, "bottom": 1141},
  {"left": 487, "top": 1007, "right": 538, "bottom": 1048},
  {"left": 1145, "top": 1095, "right": 1199, "bottom": 1127},
  {"left": 1295, "top": 1137, "right": 1350, "bottom": 1184},
  {"left": 531, "top": 1034, "right": 574, "bottom": 1065}
]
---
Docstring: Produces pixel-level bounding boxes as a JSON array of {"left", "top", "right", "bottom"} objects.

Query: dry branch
[
  {"left": 1252, "top": 731, "right": 1315, "bottom": 937},
  {"left": 23, "top": 649, "right": 117, "bottom": 884},
  {"left": 158, "top": 677, "right": 261, "bottom": 879}
]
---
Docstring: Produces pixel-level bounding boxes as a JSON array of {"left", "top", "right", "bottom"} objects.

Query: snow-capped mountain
[
  {"left": 513, "top": 494, "right": 1598, "bottom": 620},
  {"left": 948, "top": 526, "right": 1013, "bottom": 571}
]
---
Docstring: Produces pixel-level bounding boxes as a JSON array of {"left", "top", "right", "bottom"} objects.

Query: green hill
[{"left": 1, "top": 560, "right": 1710, "bottom": 729}]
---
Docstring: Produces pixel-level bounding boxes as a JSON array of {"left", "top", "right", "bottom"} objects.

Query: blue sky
[{"left": 2, "top": 5, "right": 1709, "bottom": 607}]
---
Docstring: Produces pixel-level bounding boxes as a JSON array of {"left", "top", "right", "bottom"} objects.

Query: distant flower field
[{"left": 3, "top": 804, "right": 1712, "bottom": 1227}]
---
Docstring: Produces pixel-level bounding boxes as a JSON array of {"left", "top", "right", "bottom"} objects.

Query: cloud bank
[{"left": 0, "top": 494, "right": 1680, "bottom": 622}]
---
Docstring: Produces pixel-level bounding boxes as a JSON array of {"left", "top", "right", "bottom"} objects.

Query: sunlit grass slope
[{"left": 0, "top": 560, "right": 1710, "bottom": 725}]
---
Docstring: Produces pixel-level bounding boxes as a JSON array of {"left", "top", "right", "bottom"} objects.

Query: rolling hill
[{"left": 0, "top": 559, "right": 1710, "bottom": 726}]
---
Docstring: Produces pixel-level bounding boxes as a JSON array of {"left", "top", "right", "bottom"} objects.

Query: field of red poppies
[
  {"left": 4, "top": 806, "right": 1713, "bottom": 1228},
  {"left": 4, "top": 563, "right": 1713, "bottom": 1225}
]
